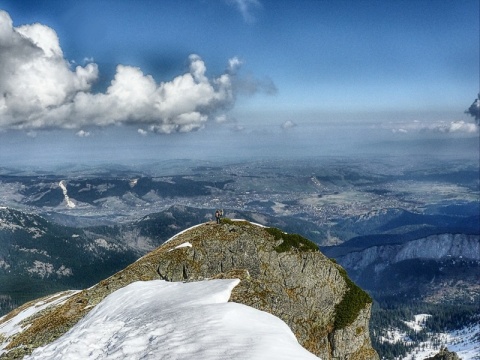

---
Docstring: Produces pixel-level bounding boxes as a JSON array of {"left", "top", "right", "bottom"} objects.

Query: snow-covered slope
[
  {"left": 24, "top": 279, "right": 319, "bottom": 360},
  {"left": 0, "top": 290, "right": 80, "bottom": 355},
  {"left": 401, "top": 322, "right": 480, "bottom": 360},
  {"left": 378, "top": 314, "right": 480, "bottom": 360}
]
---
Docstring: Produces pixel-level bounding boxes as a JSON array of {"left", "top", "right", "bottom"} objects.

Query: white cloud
[
  {"left": 0, "top": 10, "right": 98, "bottom": 129},
  {"left": 137, "top": 128, "right": 148, "bottom": 136},
  {"left": 227, "top": 57, "right": 242, "bottom": 73},
  {"left": 15, "top": 23, "right": 63, "bottom": 58},
  {"left": 76, "top": 130, "right": 90, "bottom": 137},
  {"left": 388, "top": 120, "right": 478, "bottom": 134},
  {"left": 445, "top": 121, "right": 478, "bottom": 133},
  {"left": 227, "top": 0, "right": 262, "bottom": 22},
  {"left": 281, "top": 120, "right": 297, "bottom": 130},
  {"left": 0, "top": 10, "right": 245, "bottom": 135}
]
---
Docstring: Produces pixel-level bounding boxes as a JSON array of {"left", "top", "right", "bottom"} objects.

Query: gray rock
[
  {"left": 156, "top": 222, "right": 378, "bottom": 359},
  {"left": 424, "top": 347, "right": 461, "bottom": 360},
  {"left": 0, "top": 221, "right": 379, "bottom": 360}
]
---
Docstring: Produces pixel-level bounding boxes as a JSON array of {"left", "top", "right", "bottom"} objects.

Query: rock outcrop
[
  {"left": 424, "top": 347, "right": 461, "bottom": 360},
  {"left": 0, "top": 220, "right": 378, "bottom": 359}
]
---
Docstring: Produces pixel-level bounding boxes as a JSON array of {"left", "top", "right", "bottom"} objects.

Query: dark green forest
[{"left": 370, "top": 299, "right": 479, "bottom": 359}]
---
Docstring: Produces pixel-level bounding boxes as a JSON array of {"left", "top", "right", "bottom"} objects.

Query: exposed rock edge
[{"left": 0, "top": 221, "right": 379, "bottom": 360}]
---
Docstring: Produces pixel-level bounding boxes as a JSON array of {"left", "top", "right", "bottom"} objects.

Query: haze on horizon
[{"left": 0, "top": 0, "right": 478, "bottom": 168}]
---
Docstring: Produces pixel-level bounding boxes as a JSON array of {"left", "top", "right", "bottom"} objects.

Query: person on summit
[{"left": 215, "top": 209, "right": 221, "bottom": 224}]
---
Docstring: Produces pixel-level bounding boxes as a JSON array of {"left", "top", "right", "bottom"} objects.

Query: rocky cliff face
[
  {"left": 332, "top": 233, "right": 480, "bottom": 302},
  {"left": 339, "top": 234, "right": 480, "bottom": 271},
  {"left": 0, "top": 220, "right": 378, "bottom": 360}
]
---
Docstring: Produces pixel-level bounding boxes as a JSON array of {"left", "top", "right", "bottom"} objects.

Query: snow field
[{"left": 25, "top": 279, "right": 319, "bottom": 360}]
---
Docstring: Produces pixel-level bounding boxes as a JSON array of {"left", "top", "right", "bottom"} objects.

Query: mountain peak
[{"left": 0, "top": 220, "right": 378, "bottom": 359}]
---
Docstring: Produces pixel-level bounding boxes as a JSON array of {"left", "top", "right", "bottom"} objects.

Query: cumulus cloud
[
  {"left": 444, "top": 121, "right": 478, "bottom": 133},
  {"left": 138, "top": 128, "right": 148, "bottom": 136},
  {"left": 227, "top": 0, "right": 262, "bottom": 22},
  {"left": 0, "top": 11, "right": 98, "bottom": 129},
  {"left": 0, "top": 10, "right": 247, "bottom": 134},
  {"left": 389, "top": 120, "right": 478, "bottom": 134}
]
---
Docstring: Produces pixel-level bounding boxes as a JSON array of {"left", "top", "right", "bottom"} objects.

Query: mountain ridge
[{"left": 0, "top": 220, "right": 379, "bottom": 360}]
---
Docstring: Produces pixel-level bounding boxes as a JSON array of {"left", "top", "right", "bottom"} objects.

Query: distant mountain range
[
  {"left": 323, "top": 232, "right": 479, "bottom": 302},
  {"left": 326, "top": 206, "right": 479, "bottom": 251},
  {"left": 321, "top": 205, "right": 479, "bottom": 302},
  {"left": 321, "top": 207, "right": 479, "bottom": 359}
]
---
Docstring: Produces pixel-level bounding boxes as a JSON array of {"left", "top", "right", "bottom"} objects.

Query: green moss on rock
[
  {"left": 220, "top": 218, "right": 250, "bottom": 226},
  {"left": 334, "top": 267, "right": 372, "bottom": 330},
  {"left": 265, "top": 227, "right": 319, "bottom": 253},
  {"left": 219, "top": 217, "right": 235, "bottom": 224}
]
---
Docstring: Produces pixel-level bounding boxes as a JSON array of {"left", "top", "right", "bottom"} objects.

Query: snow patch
[
  {"left": 403, "top": 314, "right": 431, "bottom": 332},
  {"left": 0, "top": 222, "right": 21, "bottom": 231},
  {"left": 169, "top": 242, "right": 193, "bottom": 251},
  {"left": 0, "top": 291, "right": 79, "bottom": 355},
  {"left": 26, "top": 227, "right": 45, "bottom": 238},
  {"left": 129, "top": 178, "right": 138, "bottom": 188},
  {"left": 58, "top": 181, "right": 75, "bottom": 208},
  {"left": 162, "top": 220, "right": 266, "bottom": 247},
  {"left": 25, "top": 279, "right": 318, "bottom": 360},
  {"left": 94, "top": 238, "right": 110, "bottom": 248},
  {"left": 18, "top": 248, "right": 49, "bottom": 257},
  {"left": 26, "top": 261, "right": 72, "bottom": 278}
]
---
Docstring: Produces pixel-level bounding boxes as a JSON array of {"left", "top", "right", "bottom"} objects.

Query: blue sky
[{"left": 0, "top": 0, "right": 478, "bottom": 166}]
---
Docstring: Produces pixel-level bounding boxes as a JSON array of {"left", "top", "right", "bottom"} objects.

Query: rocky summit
[{"left": 0, "top": 220, "right": 378, "bottom": 359}]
